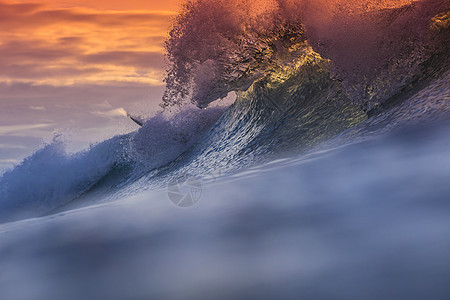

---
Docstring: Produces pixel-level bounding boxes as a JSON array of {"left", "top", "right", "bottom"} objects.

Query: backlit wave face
[{"left": 162, "top": 0, "right": 449, "bottom": 109}]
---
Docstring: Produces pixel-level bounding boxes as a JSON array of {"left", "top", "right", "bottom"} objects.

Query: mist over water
[{"left": 1, "top": 119, "right": 449, "bottom": 300}]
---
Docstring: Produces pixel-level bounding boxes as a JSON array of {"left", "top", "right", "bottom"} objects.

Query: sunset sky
[{"left": 0, "top": 0, "right": 182, "bottom": 171}]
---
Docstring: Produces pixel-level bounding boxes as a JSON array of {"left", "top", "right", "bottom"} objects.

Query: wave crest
[{"left": 162, "top": 0, "right": 449, "bottom": 110}]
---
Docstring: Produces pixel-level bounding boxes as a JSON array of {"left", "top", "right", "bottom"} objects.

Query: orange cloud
[
  {"left": 23, "top": 0, "right": 181, "bottom": 11},
  {"left": 0, "top": 0, "right": 179, "bottom": 86}
]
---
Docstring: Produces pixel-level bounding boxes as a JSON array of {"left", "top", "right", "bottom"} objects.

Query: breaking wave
[
  {"left": 163, "top": 0, "right": 449, "bottom": 109},
  {"left": 0, "top": 107, "right": 226, "bottom": 221},
  {"left": 0, "top": 0, "right": 449, "bottom": 221}
]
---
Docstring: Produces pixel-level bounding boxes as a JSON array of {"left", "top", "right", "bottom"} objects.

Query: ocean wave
[
  {"left": 0, "top": 107, "right": 226, "bottom": 221},
  {"left": 0, "top": 137, "right": 122, "bottom": 222},
  {"left": 0, "top": 0, "right": 449, "bottom": 221},
  {"left": 162, "top": 0, "right": 449, "bottom": 109}
]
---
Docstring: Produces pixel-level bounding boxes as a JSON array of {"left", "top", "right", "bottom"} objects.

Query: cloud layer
[
  {"left": 0, "top": 0, "right": 177, "bottom": 86},
  {"left": 0, "top": 1, "right": 182, "bottom": 171}
]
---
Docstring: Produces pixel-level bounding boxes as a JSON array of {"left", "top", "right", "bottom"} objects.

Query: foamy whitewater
[{"left": 0, "top": 0, "right": 449, "bottom": 299}]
